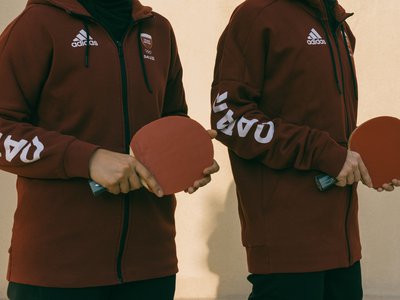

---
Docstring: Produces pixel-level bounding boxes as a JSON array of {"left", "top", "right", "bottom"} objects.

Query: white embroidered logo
[
  {"left": 140, "top": 33, "right": 155, "bottom": 61},
  {"left": 307, "top": 28, "right": 326, "bottom": 45},
  {"left": 71, "top": 29, "right": 99, "bottom": 48}
]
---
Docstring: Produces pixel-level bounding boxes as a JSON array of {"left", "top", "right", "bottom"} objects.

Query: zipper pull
[{"left": 116, "top": 41, "right": 123, "bottom": 57}]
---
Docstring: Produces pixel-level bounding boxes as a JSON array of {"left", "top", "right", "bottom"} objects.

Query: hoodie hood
[
  {"left": 26, "top": 0, "right": 153, "bottom": 21},
  {"left": 301, "top": 0, "right": 353, "bottom": 22}
]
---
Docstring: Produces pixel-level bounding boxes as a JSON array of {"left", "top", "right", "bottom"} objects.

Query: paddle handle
[
  {"left": 314, "top": 174, "right": 338, "bottom": 191},
  {"left": 89, "top": 180, "right": 107, "bottom": 196},
  {"left": 88, "top": 179, "right": 150, "bottom": 196}
]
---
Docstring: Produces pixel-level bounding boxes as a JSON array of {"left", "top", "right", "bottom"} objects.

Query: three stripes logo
[
  {"left": 307, "top": 28, "right": 326, "bottom": 45},
  {"left": 71, "top": 29, "right": 99, "bottom": 48}
]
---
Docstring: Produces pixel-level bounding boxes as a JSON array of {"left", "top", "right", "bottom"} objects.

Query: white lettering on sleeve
[
  {"left": 216, "top": 109, "right": 236, "bottom": 137},
  {"left": 214, "top": 90, "right": 275, "bottom": 144},
  {"left": 5, "top": 136, "right": 28, "bottom": 162},
  {"left": 212, "top": 92, "right": 229, "bottom": 113},
  {"left": 2, "top": 134, "right": 44, "bottom": 163},
  {"left": 254, "top": 122, "right": 275, "bottom": 144},
  {"left": 20, "top": 136, "right": 44, "bottom": 163},
  {"left": 237, "top": 117, "right": 258, "bottom": 137},
  {"left": 221, "top": 119, "right": 237, "bottom": 136}
]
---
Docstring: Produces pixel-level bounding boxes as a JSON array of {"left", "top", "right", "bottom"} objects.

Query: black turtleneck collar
[
  {"left": 323, "top": 0, "right": 338, "bottom": 31},
  {"left": 78, "top": 0, "right": 133, "bottom": 41}
]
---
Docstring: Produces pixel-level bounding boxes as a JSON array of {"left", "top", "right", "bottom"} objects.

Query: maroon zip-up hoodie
[
  {"left": 0, "top": 0, "right": 187, "bottom": 287},
  {"left": 211, "top": 0, "right": 360, "bottom": 274}
]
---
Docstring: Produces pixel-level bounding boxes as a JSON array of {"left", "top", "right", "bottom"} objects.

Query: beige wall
[{"left": 1, "top": 0, "right": 400, "bottom": 299}]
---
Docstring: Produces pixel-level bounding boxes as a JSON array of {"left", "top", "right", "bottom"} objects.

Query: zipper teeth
[
  {"left": 115, "top": 20, "right": 149, "bottom": 281},
  {"left": 114, "top": 19, "right": 150, "bottom": 282},
  {"left": 344, "top": 187, "right": 353, "bottom": 264},
  {"left": 332, "top": 33, "right": 351, "bottom": 138},
  {"left": 341, "top": 27, "right": 358, "bottom": 99},
  {"left": 323, "top": 1, "right": 353, "bottom": 264},
  {"left": 115, "top": 32, "right": 132, "bottom": 283},
  {"left": 331, "top": 27, "right": 352, "bottom": 265},
  {"left": 66, "top": 11, "right": 151, "bottom": 283},
  {"left": 335, "top": 32, "right": 355, "bottom": 264}
]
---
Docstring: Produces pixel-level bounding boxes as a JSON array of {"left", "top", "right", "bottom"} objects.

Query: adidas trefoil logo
[
  {"left": 307, "top": 28, "right": 326, "bottom": 45},
  {"left": 71, "top": 29, "right": 99, "bottom": 48}
]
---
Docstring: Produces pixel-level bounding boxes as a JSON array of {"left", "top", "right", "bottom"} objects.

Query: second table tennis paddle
[{"left": 315, "top": 116, "right": 400, "bottom": 191}]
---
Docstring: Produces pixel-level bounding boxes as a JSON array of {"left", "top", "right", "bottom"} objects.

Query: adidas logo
[
  {"left": 71, "top": 29, "right": 99, "bottom": 48},
  {"left": 307, "top": 28, "right": 326, "bottom": 45}
]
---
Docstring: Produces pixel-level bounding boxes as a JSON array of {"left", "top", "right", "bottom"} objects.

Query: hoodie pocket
[{"left": 231, "top": 153, "right": 281, "bottom": 248}]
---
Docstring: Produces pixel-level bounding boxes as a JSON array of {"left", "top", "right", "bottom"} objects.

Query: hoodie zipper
[
  {"left": 66, "top": 10, "right": 144, "bottom": 283},
  {"left": 323, "top": 2, "right": 353, "bottom": 265},
  {"left": 330, "top": 29, "right": 351, "bottom": 138},
  {"left": 114, "top": 18, "right": 150, "bottom": 282},
  {"left": 115, "top": 38, "right": 131, "bottom": 283},
  {"left": 331, "top": 28, "right": 353, "bottom": 267}
]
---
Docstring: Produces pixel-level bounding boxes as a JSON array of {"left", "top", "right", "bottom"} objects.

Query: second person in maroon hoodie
[{"left": 211, "top": 0, "right": 399, "bottom": 299}]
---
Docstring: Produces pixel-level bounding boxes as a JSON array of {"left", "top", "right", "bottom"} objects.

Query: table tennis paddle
[
  {"left": 315, "top": 116, "right": 400, "bottom": 191},
  {"left": 89, "top": 116, "right": 214, "bottom": 196}
]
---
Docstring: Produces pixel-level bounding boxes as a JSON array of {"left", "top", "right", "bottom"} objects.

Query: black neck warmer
[
  {"left": 324, "top": 0, "right": 338, "bottom": 31},
  {"left": 78, "top": 0, "right": 133, "bottom": 41}
]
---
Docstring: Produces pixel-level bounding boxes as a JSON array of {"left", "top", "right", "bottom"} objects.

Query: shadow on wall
[
  {"left": 0, "top": 172, "right": 16, "bottom": 300},
  {"left": 207, "top": 181, "right": 251, "bottom": 300}
]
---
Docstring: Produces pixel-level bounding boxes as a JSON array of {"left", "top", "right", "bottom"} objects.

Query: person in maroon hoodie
[
  {"left": 0, "top": 0, "right": 219, "bottom": 299},
  {"left": 211, "top": 0, "right": 399, "bottom": 299}
]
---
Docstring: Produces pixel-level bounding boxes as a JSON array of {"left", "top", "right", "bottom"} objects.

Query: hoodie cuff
[
  {"left": 64, "top": 140, "right": 100, "bottom": 179},
  {"left": 314, "top": 139, "right": 348, "bottom": 177}
]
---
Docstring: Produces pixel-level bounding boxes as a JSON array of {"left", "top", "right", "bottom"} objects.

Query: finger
[
  {"left": 382, "top": 183, "right": 395, "bottom": 192},
  {"left": 108, "top": 183, "right": 121, "bottom": 195},
  {"left": 335, "top": 177, "right": 346, "bottom": 187},
  {"left": 358, "top": 159, "right": 372, "bottom": 188},
  {"left": 353, "top": 168, "right": 361, "bottom": 183},
  {"left": 135, "top": 164, "right": 163, "bottom": 197},
  {"left": 203, "top": 161, "right": 220, "bottom": 175},
  {"left": 140, "top": 178, "right": 150, "bottom": 191},
  {"left": 392, "top": 179, "right": 400, "bottom": 187},
  {"left": 376, "top": 187, "right": 384, "bottom": 192},
  {"left": 187, "top": 187, "right": 198, "bottom": 194},
  {"left": 207, "top": 129, "right": 217, "bottom": 139},
  {"left": 118, "top": 179, "right": 131, "bottom": 194},
  {"left": 193, "top": 175, "right": 212, "bottom": 189},
  {"left": 128, "top": 171, "right": 142, "bottom": 191},
  {"left": 346, "top": 172, "right": 355, "bottom": 185},
  {"left": 385, "top": 186, "right": 395, "bottom": 192}
]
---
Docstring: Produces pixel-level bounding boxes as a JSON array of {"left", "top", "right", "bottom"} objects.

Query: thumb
[{"left": 207, "top": 129, "right": 217, "bottom": 139}]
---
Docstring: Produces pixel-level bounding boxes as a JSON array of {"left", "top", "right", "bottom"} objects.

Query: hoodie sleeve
[
  {"left": 0, "top": 10, "right": 99, "bottom": 179},
  {"left": 211, "top": 7, "right": 347, "bottom": 176},
  {"left": 161, "top": 25, "right": 188, "bottom": 117}
]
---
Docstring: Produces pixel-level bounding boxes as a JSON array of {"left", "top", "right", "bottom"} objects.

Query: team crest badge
[
  {"left": 140, "top": 33, "right": 155, "bottom": 61},
  {"left": 140, "top": 33, "right": 153, "bottom": 50}
]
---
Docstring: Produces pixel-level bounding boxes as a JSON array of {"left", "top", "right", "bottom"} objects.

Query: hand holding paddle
[
  {"left": 89, "top": 116, "right": 215, "bottom": 196},
  {"left": 334, "top": 150, "right": 372, "bottom": 188},
  {"left": 377, "top": 179, "right": 400, "bottom": 192},
  {"left": 185, "top": 129, "right": 219, "bottom": 194},
  {"left": 89, "top": 149, "right": 163, "bottom": 197},
  {"left": 315, "top": 116, "right": 400, "bottom": 191}
]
